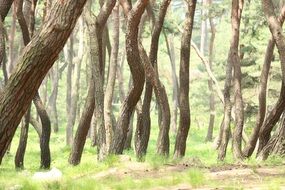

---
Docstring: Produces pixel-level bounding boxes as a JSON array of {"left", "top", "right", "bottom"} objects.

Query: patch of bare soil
[{"left": 79, "top": 156, "right": 285, "bottom": 189}]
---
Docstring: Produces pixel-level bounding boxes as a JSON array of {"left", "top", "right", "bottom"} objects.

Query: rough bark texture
[
  {"left": 0, "top": 0, "right": 87, "bottom": 164},
  {"left": 174, "top": 0, "right": 196, "bottom": 158},
  {"left": 16, "top": 0, "right": 51, "bottom": 169},
  {"left": 257, "top": 1, "right": 285, "bottom": 155},
  {"left": 257, "top": 111, "right": 285, "bottom": 160},
  {"left": 110, "top": 0, "right": 147, "bottom": 155},
  {"left": 124, "top": 111, "right": 134, "bottom": 150},
  {"left": 0, "top": 0, "right": 14, "bottom": 21},
  {"left": 139, "top": 42, "right": 171, "bottom": 156},
  {"left": 135, "top": 0, "right": 171, "bottom": 158},
  {"left": 94, "top": 0, "right": 117, "bottom": 159},
  {"left": 104, "top": 3, "right": 119, "bottom": 151}
]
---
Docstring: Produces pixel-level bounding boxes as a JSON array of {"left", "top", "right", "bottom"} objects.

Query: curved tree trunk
[
  {"left": 135, "top": 0, "right": 171, "bottom": 159},
  {"left": 69, "top": 0, "right": 115, "bottom": 163},
  {"left": 0, "top": 0, "right": 88, "bottom": 164},
  {"left": 33, "top": 92, "right": 51, "bottom": 169},
  {"left": 218, "top": 0, "right": 244, "bottom": 161},
  {"left": 110, "top": 0, "right": 147, "bottom": 155},
  {"left": 174, "top": 0, "right": 197, "bottom": 158},
  {"left": 242, "top": 39, "right": 274, "bottom": 157},
  {"left": 257, "top": 3, "right": 285, "bottom": 154}
]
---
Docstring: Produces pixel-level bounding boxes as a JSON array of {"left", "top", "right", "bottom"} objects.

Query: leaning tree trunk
[
  {"left": 16, "top": 0, "right": 51, "bottom": 169},
  {"left": 15, "top": 107, "right": 30, "bottom": 169},
  {"left": 69, "top": 77, "right": 95, "bottom": 165},
  {"left": 0, "top": 0, "right": 88, "bottom": 164},
  {"left": 110, "top": 0, "right": 147, "bottom": 155},
  {"left": 0, "top": 0, "right": 14, "bottom": 21},
  {"left": 174, "top": 0, "right": 196, "bottom": 158},
  {"left": 242, "top": 37, "right": 275, "bottom": 157},
  {"left": 258, "top": 111, "right": 285, "bottom": 160},
  {"left": 135, "top": 0, "right": 171, "bottom": 159},
  {"left": 69, "top": 0, "right": 116, "bottom": 164},
  {"left": 257, "top": 1, "right": 285, "bottom": 155}
]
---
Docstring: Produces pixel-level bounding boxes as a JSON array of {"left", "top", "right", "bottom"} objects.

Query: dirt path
[{"left": 76, "top": 156, "right": 285, "bottom": 189}]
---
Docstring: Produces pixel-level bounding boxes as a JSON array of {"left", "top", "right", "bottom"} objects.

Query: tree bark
[
  {"left": 69, "top": 77, "right": 95, "bottom": 165},
  {"left": 174, "top": 0, "right": 197, "bottom": 158},
  {"left": 34, "top": 92, "right": 51, "bottom": 169},
  {"left": 69, "top": 0, "right": 116, "bottom": 163},
  {"left": 257, "top": 1, "right": 285, "bottom": 155},
  {"left": 206, "top": 0, "right": 216, "bottom": 142},
  {"left": 0, "top": 0, "right": 14, "bottom": 21},
  {"left": 257, "top": 110, "right": 285, "bottom": 160},
  {"left": 135, "top": 0, "right": 171, "bottom": 159},
  {"left": 243, "top": 40, "right": 274, "bottom": 157},
  {"left": 0, "top": 0, "right": 88, "bottom": 164},
  {"left": 110, "top": 0, "right": 147, "bottom": 155},
  {"left": 218, "top": 0, "right": 244, "bottom": 161},
  {"left": 15, "top": 107, "right": 30, "bottom": 169},
  {"left": 104, "top": 3, "right": 120, "bottom": 151},
  {"left": 231, "top": 0, "right": 244, "bottom": 160}
]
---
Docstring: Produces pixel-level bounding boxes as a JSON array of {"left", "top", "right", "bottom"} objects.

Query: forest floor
[
  {"left": 72, "top": 155, "right": 285, "bottom": 190},
  {"left": 1, "top": 122, "right": 285, "bottom": 189}
]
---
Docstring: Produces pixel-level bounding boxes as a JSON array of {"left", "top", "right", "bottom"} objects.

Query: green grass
[{"left": 0, "top": 113, "right": 284, "bottom": 189}]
